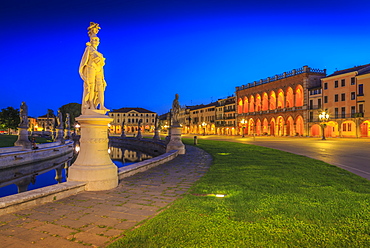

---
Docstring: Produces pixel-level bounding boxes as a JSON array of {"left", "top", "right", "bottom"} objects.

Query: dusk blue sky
[{"left": 2, "top": 0, "right": 370, "bottom": 118}]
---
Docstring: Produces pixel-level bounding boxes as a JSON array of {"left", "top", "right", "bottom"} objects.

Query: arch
[
  {"left": 256, "top": 119, "right": 262, "bottom": 135},
  {"left": 295, "top": 115, "right": 304, "bottom": 136},
  {"left": 269, "top": 91, "right": 276, "bottom": 110},
  {"left": 238, "top": 98, "right": 243, "bottom": 114},
  {"left": 295, "top": 85, "right": 304, "bottom": 107},
  {"left": 286, "top": 116, "right": 294, "bottom": 136},
  {"left": 243, "top": 97, "right": 249, "bottom": 113},
  {"left": 341, "top": 120, "right": 356, "bottom": 137},
  {"left": 277, "top": 89, "right": 284, "bottom": 109},
  {"left": 270, "top": 117, "right": 276, "bottom": 136},
  {"left": 360, "top": 120, "right": 370, "bottom": 137},
  {"left": 211, "top": 124, "right": 216, "bottom": 135},
  {"left": 249, "top": 95, "right": 255, "bottom": 113},
  {"left": 248, "top": 118, "right": 255, "bottom": 135},
  {"left": 255, "top": 94, "right": 261, "bottom": 112},
  {"left": 286, "top": 87, "right": 294, "bottom": 108},
  {"left": 276, "top": 116, "right": 285, "bottom": 136},
  {"left": 262, "top": 118, "right": 269, "bottom": 135},
  {"left": 326, "top": 121, "right": 338, "bottom": 138},
  {"left": 310, "top": 124, "right": 321, "bottom": 137},
  {"left": 262, "top": 92, "right": 269, "bottom": 111}
]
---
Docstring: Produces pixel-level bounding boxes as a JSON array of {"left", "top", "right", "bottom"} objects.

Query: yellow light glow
[{"left": 215, "top": 194, "right": 225, "bottom": 198}]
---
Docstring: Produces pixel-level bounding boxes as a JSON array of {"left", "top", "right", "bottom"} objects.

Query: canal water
[{"left": 0, "top": 146, "right": 153, "bottom": 198}]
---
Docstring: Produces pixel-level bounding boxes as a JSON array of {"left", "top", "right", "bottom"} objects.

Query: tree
[
  {"left": 0, "top": 107, "right": 20, "bottom": 134},
  {"left": 59, "top": 103, "right": 81, "bottom": 127}
]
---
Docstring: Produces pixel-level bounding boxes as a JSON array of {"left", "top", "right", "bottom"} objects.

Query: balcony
[{"left": 308, "top": 105, "right": 321, "bottom": 110}]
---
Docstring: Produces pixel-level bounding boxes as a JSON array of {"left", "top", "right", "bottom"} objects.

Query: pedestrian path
[{"left": 0, "top": 145, "right": 212, "bottom": 248}]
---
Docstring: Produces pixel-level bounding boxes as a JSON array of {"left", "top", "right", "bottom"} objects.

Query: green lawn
[
  {"left": 0, "top": 135, "right": 52, "bottom": 147},
  {"left": 109, "top": 139, "right": 370, "bottom": 247}
]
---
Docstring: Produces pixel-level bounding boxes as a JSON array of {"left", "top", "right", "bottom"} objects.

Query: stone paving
[{"left": 0, "top": 145, "right": 212, "bottom": 248}]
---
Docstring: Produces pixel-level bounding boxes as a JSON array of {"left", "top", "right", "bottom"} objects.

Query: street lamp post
[
  {"left": 319, "top": 110, "right": 329, "bottom": 140},
  {"left": 202, "top": 122, "right": 207, "bottom": 136},
  {"left": 240, "top": 119, "right": 247, "bottom": 137}
]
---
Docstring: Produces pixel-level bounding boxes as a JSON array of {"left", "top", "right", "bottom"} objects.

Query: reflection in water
[
  {"left": 109, "top": 146, "right": 152, "bottom": 167},
  {"left": 0, "top": 145, "right": 152, "bottom": 198}
]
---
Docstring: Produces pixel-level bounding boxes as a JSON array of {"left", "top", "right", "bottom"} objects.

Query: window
[
  {"left": 309, "top": 100, "right": 313, "bottom": 109},
  {"left": 343, "top": 123, "right": 347, "bottom": 131},
  {"left": 335, "top": 108, "right": 338, "bottom": 118},
  {"left": 341, "top": 107, "right": 346, "bottom": 118},
  {"left": 341, "top": 79, "right": 345, "bottom": 87},
  {"left": 335, "top": 94, "right": 338, "bottom": 102},
  {"left": 351, "top": 77, "right": 355, "bottom": 85},
  {"left": 341, "top": 93, "right": 345, "bottom": 101},
  {"left": 318, "top": 99, "right": 322, "bottom": 109},
  {"left": 359, "top": 104, "right": 364, "bottom": 113},
  {"left": 358, "top": 84, "right": 364, "bottom": 95},
  {"left": 348, "top": 123, "right": 352, "bottom": 131},
  {"left": 351, "top": 106, "right": 356, "bottom": 116},
  {"left": 324, "top": 83, "right": 328, "bottom": 89},
  {"left": 324, "top": 96, "right": 328, "bottom": 103},
  {"left": 118, "top": 119, "right": 120, "bottom": 123},
  {"left": 351, "top": 92, "right": 355, "bottom": 100},
  {"left": 334, "top": 81, "right": 338, "bottom": 88}
]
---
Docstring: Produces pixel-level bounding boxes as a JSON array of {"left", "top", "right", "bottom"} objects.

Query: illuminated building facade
[
  {"left": 36, "top": 114, "right": 56, "bottom": 132},
  {"left": 188, "top": 102, "right": 217, "bottom": 135},
  {"left": 235, "top": 66, "right": 326, "bottom": 136},
  {"left": 311, "top": 64, "right": 370, "bottom": 138},
  {"left": 108, "top": 107, "right": 157, "bottom": 134},
  {"left": 215, "top": 96, "right": 236, "bottom": 135}
]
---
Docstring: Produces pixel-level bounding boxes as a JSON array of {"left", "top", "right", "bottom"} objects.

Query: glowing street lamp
[
  {"left": 75, "top": 122, "right": 81, "bottom": 135},
  {"left": 318, "top": 110, "right": 329, "bottom": 140},
  {"left": 240, "top": 118, "right": 247, "bottom": 137},
  {"left": 202, "top": 122, "right": 207, "bottom": 136}
]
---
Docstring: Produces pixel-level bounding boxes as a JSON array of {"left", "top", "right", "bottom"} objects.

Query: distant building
[
  {"left": 314, "top": 64, "right": 370, "bottom": 138},
  {"left": 108, "top": 107, "right": 157, "bottom": 134},
  {"left": 235, "top": 65, "right": 326, "bottom": 136},
  {"left": 28, "top": 117, "right": 37, "bottom": 131},
  {"left": 215, "top": 96, "right": 236, "bottom": 135},
  {"left": 188, "top": 102, "right": 217, "bottom": 135},
  {"left": 36, "top": 114, "right": 56, "bottom": 132}
]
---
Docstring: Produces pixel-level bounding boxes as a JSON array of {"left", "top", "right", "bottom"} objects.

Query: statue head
[{"left": 87, "top": 22, "right": 101, "bottom": 37}]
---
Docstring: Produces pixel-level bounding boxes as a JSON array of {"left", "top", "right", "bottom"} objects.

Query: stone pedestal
[
  {"left": 136, "top": 128, "right": 142, "bottom": 140},
  {"left": 153, "top": 129, "right": 160, "bottom": 140},
  {"left": 121, "top": 129, "right": 126, "bottom": 138},
  {"left": 64, "top": 129, "right": 71, "bottom": 139},
  {"left": 166, "top": 125, "right": 185, "bottom": 154},
  {"left": 68, "top": 113, "right": 118, "bottom": 191},
  {"left": 14, "top": 126, "right": 32, "bottom": 149},
  {"left": 55, "top": 128, "right": 64, "bottom": 143}
]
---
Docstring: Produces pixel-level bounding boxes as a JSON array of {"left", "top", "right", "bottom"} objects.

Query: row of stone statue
[{"left": 19, "top": 102, "right": 71, "bottom": 130}]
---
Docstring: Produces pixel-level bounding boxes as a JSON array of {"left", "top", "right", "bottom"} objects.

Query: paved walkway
[{"left": 0, "top": 145, "right": 212, "bottom": 248}]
